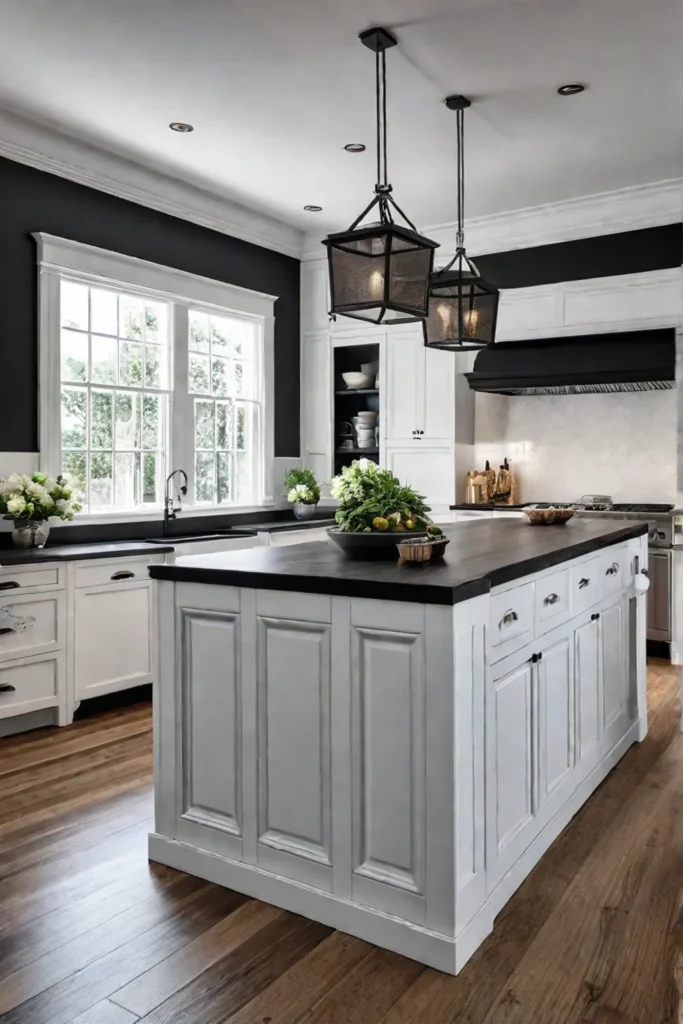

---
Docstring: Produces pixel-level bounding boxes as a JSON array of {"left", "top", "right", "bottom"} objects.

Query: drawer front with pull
[
  {"left": 490, "top": 583, "right": 534, "bottom": 660},
  {"left": 0, "top": 564, "right": 64, "bottom": 592},
  {"left": 0, "top": 652, "right": 62, "bottom": 720},
  {"left": 600, "top": 544, "right": 629, "bottom": 595},
  {"left": 535, "top": 568, "right": 571, "bottom": 633},
  {"left": 0, "top": 590, "right": 65, "bottom": 662},
  {"left": 74, "top": 557, "right": 162, "bottom": 589},
  {"left": 572, "top": 557, "right": 602, "bottom": 613}
]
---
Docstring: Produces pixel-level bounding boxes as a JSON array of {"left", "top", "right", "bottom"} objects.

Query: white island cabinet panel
[
  {"left": 574, "top": 614, "right": 601, "bottom": 761},
  {"left": 350, "top": 603, "right": 426, "bottom": 924},
  {"left": 74, "top": 580, "right": 154, "bottom": 700},
  {"left": 179, "top": 608, "right": 242, "bottom": 850},
  {"left": 256, "top": 614, "right": 332, "bottom": 890},
  {"left": 487, "top": 653, "right": 534, "bottom": 888},
  {"left": 537, "top": 634, "right": 574, "bottom": 806},
  {"left": 601, "top": 597, "right": 629, "bottom": 747}
]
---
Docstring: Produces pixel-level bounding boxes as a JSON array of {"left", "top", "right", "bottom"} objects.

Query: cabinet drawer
[
  {"left": 600, "top": 544, "right": 630, "bottom": 594},
  {"left": 0, "top": 564, "right": 64, "bottom": 592},
  {"left": 0, "top": 590, "right": 65, "bottom": 662},
  {"left": 490, "top": 583, "right": 534, "bottom": 658},
  {"left": 535, "top": 568, "right": 570, "bottom": 632},
  {"left": 572, "top": 557, "right": 602, "bottom": 612},
  {"left": 0, "top": 653, "right": 61, "bottom": 719},
  {"left": 74, "top": 558, "right": 158, "bottom": 589}
]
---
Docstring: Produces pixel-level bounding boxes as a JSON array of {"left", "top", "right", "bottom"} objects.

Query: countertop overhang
[
  {"left": 0, "top": 540, "right": 175, "bottom": 565},
  {"left": 149, "top": 519, "right": 648, "bottom": 606}
]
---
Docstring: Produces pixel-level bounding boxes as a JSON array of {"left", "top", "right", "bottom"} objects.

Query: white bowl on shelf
[
  {"left": 356, "top": 410, "right": 378, "bottom": 424},
  {"left": 361, "top": 361, "right": 379, "bottom": 377},
  {"left": 342, "top": 372, "right": 375, "bottom": 389}
]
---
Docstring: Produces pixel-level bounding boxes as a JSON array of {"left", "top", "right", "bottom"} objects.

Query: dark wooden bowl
[{"left": 327, "top": 528, "right": 428, "bottom": 560}]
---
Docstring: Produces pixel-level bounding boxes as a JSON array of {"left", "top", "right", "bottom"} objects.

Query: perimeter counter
[{"left": 148, "top": 518, "right": 649, "bottom": 974}]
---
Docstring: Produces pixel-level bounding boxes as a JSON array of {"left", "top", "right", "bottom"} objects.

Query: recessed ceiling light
[
  {"left": 557, "top": 83, "right": 585, "bottom": 96},
  {"left": 344, "top": 143, "right": 366, "bottom": 153},
  {"left": 169, "top": 122, "right": 194, "bottom": 132},
  {"left": 304, "top": 205, "right": 323, "bottom": 212}
]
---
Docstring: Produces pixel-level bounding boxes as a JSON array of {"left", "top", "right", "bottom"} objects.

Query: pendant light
[
  {"left": 423, "top": 96, "right": 499, "bottom": 351},
  {"left": 323, "top": 27, "right": 439, "bottom": 325}
]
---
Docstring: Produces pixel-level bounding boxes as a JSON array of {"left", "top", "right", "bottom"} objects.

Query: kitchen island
[{"left": 149, "top": 518, "right": 649, "bottom": 974}]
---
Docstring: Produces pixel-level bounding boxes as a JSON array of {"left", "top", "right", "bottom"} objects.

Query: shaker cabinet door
[
  {"left": 422, "top": 345, "right": 454, "bottom": 443},
  {"left": 385, "top": 331, "right": 422, "bottom": 443},
  {"left": 574, "top": 614, "right": 602, "bottom": 763},
  {"left": 74, "top": 580, "right": 154, "bottom": 701}
]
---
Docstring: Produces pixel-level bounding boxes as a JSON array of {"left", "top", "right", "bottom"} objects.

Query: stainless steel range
[{"left": 528, "top": 495, "right": 681, "bottom": 646}]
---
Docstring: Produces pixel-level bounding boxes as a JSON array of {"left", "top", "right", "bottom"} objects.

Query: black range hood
[{"left": 466, "top": 328, "right": 676, "bottom": 396}]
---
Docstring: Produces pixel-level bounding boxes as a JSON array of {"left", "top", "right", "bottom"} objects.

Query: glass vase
[{"left": 11, "top": 519, "right": 50, "bottom": 549}]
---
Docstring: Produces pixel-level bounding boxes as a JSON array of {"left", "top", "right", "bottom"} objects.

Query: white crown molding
[
  {"left": 302, "top": 178, "right": 683, "bottom": 261},
  {"left": 0, "top": 108, "right": 304, "bottom": 260}
]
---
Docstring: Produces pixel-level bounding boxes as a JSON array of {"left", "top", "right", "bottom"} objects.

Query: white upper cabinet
[
  {"left": 301, "top": 331, "right": 331, "bottom": 458},
  {"left": 384, "top": 329, "right": 454, "bottom": 446},
  {"left": 301, "top": 259, "right": 330, "bottom": 332},
  {"left": 385, "top": 331, "right": 422, "bottom": 443}
]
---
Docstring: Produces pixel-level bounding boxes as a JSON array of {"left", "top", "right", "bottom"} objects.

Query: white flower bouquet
[
  {"left": 0, "top": 473, "right": 82, "bottom": 522},
  {"left": 284, "top": 468, "right": 321, "bottom": 506}
]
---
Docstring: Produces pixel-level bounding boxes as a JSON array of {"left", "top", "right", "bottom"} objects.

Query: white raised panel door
[
  {"left": 600, "top": 598, "right": 629, "bottom": 749},
  {"left": 302, "top": 331, "right": 331, "bottom": 458},
  {"left": 301, "top": 259, "right": 330, "bottom": 331},
  {"left": 537, "top": 635, "right": 574, "bottom": 808},
  {"left": 422, "top": 345, "right": 454, "bottom": 444},
  {"left": 74, "top": 580, "right": 154, "bottom": 701},
  {"left": 350, "top": 608, "right": 426, "bottom": 924},
  {"left": 385, "top": 447, "right": 455, "bottom": 511},
  {"left": 175, "top": 602, "right": 243, "bottom": 860},
  {"left": 385, "top": 331, "right": 422, "bottom": 442},
  {"left": 574, "top": 614, "right": 602, "bottom": 764},
  {"left": 487, "top": 650, "right": 535, "bottom": 889},
  {"left": 256, "top": 612, "right": 332, "bottom": 890}
]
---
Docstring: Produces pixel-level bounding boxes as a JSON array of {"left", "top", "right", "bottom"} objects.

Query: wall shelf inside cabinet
[
  {"left": 335, "top": 447, "right": 379, "bottom": 455},
  {"left": 335, "top": 388, "right": 379, "bottom": 396}
]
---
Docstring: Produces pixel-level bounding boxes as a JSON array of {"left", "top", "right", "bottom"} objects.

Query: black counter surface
[
  {"left": 149, "top": 519, "right": 648, "bottom": 606},
  {"left": 0, "top": 540, "right": 174, "bottom": 565},
  {"left": 449, "top": 504, "right": 529, "bottom": 511},
  {"left": 248, "top": 518, "right": 337, "bottom": 533}
]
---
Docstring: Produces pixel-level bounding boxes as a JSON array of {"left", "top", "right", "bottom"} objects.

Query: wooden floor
[{"left": 0, "top": 662, "right": 681, "bottom": 1024}]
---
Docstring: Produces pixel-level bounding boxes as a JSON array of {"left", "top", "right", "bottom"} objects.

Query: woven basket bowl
[{"left": 524, "top": 508, "right": 575, "bottom": 526}]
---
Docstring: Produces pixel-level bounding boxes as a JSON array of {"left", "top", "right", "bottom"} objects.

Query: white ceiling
[{"left": 0, "top": 0, "right": 681, "bottom": 236}]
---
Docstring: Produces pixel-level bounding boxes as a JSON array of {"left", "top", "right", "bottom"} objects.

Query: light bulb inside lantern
[
  {"left": 369, "top": 269, "right": 384, "bottom": 300},
  {"left": 463, "top": 307, "right": 479, "bottom": 337}
]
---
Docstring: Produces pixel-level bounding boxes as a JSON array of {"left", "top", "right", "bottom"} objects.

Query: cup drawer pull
[
  {"left": 0, "top": 683, "right": 16, "bottom": 693},
  {"left": 544, "top": 592, "right": 560, "bottom": 606},
  {"left": 606, "top": 562, "right": 620, "bottom": 576},
  {"left": 499, "top": 609, "right": 519, "bottom": 628},
  {"left": 111, "top": 570, "right": 136, "bottom": 581},
  {"left": 578, "top": 577, "right": 591, "bottom": 589},
  {"left": 0, "top": 607, "right": 35, "bottom": 633},
  {"left": 0, "top": 581, "right": 20, "bottom": 591}
]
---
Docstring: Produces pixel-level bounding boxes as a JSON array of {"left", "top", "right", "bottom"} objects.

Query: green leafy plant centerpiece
[{"left": 331, "top": 459, "right": 432, "bottom": 533}]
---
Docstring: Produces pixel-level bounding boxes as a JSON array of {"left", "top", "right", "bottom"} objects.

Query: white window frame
[{"left": 35, "top": 233, "right": 276, "bottom": 522}]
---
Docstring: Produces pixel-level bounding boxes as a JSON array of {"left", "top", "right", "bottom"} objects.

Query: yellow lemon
[{"left": 372, "top": 517, "right": 389, "bottom": 531}]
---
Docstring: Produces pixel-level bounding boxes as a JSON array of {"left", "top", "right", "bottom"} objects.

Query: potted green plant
[
  {"left": 328, "top": 458, "right": 434, "bottom": 558},
  {"left": 284, "top": 467, "right": 322, "bottom": 521},
  {"left": 0, "top": 473, "right": 82, "bottom": 549}
]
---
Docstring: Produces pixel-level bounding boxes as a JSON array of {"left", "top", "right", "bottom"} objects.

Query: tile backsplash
[{"left": 474, "top": 389, "right": 677, "bottom": 504}]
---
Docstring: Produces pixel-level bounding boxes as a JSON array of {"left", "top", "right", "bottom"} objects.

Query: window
[
  {"left": 37, "top": 234, "right": 275, "bottom": 517},
  {"left": 60, "top": 280, "right": 170, "bottom": 512}
]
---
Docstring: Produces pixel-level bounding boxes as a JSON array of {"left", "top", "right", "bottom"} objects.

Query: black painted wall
[{"left": 0, "top": 156, "right": 301, "bottom": 456}]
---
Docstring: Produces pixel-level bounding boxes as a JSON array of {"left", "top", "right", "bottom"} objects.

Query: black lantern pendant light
[
  {"left": 323, "top": 27, "right": 439, "bottom": 325},
  {"left": 423, "top": 96, "right": 499, "bottom": 351}
]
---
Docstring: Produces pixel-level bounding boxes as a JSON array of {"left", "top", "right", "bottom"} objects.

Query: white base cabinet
[{"left": 151, "top": 532, "right": 648, "bottom": 976}]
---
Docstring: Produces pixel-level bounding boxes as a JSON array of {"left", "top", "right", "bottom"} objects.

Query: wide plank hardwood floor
[{"left": 0, "top": 659, "right": 680, "bottom": 1024}]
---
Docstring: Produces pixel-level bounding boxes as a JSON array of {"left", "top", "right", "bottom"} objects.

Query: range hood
[{"left": 466, "top": 328, "right": 676, "bottom": 396}]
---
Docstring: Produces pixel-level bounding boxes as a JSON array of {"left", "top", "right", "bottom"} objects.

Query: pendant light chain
[
  {"left": 375, "top": 46, "right": 391, "bottom": 222},
  {"left": 456, "top": 107, "right": 465, "bottom": 251}
]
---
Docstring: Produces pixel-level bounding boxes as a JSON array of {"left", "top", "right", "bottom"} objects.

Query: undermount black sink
[{"left": 147, "top": 530, "right": 258, "bottom": 544}]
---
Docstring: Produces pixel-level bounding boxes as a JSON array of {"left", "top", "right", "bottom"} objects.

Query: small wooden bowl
[
  {"left": 429, "top": 537, "right": 450, "bottom": 560},
  {"left": 524, "top": 508, "right": 575, "bottom": 526}
]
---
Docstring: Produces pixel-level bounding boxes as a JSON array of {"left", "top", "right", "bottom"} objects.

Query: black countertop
[
  {"left": 449, "top": 504, "right": 529, "bottom": 511},
  {"left": 149, "top": 519, "right": 648, "bottom": 606},
  {"left": 0, "top": 540, "right": 174, "bottom": 566}
]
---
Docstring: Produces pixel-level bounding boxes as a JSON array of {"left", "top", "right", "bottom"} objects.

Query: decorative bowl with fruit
[{"left": 326, "top": 459, "right": 442, "bottom": 560}]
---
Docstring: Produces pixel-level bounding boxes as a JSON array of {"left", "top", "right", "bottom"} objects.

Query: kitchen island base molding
[{"left": 150, "top": 523, "right": 648, "bottom": 975}]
